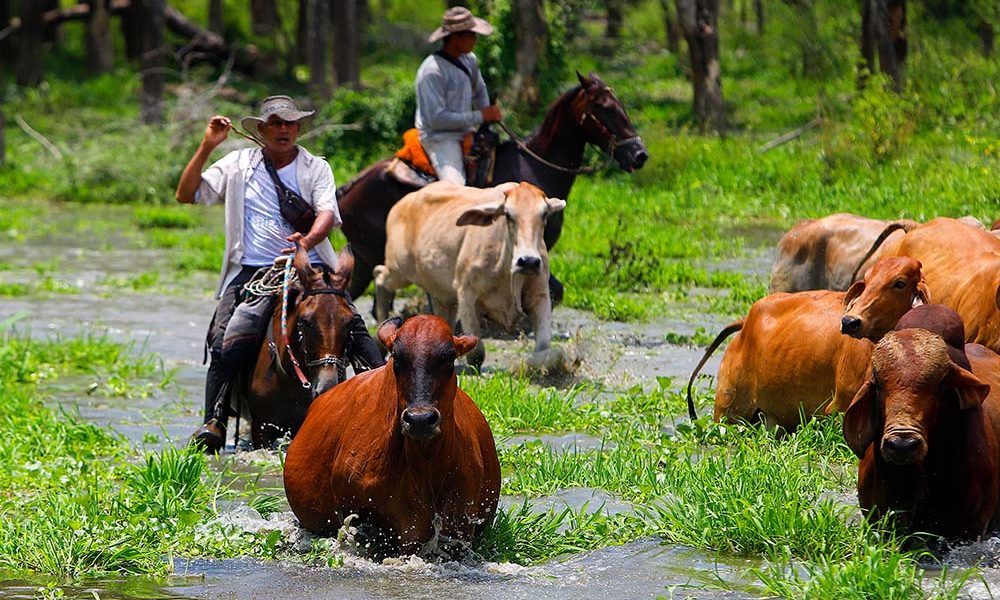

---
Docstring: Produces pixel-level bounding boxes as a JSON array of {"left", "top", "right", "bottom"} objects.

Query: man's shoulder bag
[{"left": 263, "top": 155, "right": 316, "bottom": 235}]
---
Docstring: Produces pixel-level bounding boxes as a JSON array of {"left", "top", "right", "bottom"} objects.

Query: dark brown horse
[
  {"left": 338, "top": 72, "right": 649, "bottom": 300},
  {"left": 244, "top": 244, "right": 357, "bottom": 448}
]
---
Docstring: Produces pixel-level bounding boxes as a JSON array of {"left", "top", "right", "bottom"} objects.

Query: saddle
[{"left": 389, "top": 126, "right": 499, "bottom": 188}]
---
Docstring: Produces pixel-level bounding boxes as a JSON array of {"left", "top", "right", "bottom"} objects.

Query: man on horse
[
  {"left": 175, "top": 95, "right": 384, "bottom": 453},
  {"left": 415, "top": 6, "right": 502, "bottom": 184}
]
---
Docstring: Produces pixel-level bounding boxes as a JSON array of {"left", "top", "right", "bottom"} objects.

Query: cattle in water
[
  {"left": 374, "top": 181, "right": 564, "bottom": 370},
  {"left": 862, "top": 217, "right": 1000, "bottom": 353},
  {"left": 686, "top": 256, "right": 929, "bottom": 430},
  {"left": 844, "top": 304, "right": 1000, "bottom": 540},
  {"left": 283, "top": 315, "right": 501, "bottom": 558}
]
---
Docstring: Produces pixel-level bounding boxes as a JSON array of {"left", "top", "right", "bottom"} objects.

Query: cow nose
[
  {"left": 515, "top": 256, "right": 542, "bottom": 272},
  {"left": 883, "top": 435, "right": 922, "bottom": 464},
  {"left": 841, "top": 315, "right": 862, "bottom": 336},
  {"left": 401, "top": 407, "right": 441, "bottom": 439}
]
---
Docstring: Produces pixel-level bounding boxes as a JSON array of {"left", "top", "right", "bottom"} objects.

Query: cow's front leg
[
  {"left": 373, "top": 265, "right": 404, "bottom": 322},
  {"left": 524, "top": 272, "right": 563, "bottom": 371},
  {"left": 456, "top": 292, "right": 485, "bottom": 371}
]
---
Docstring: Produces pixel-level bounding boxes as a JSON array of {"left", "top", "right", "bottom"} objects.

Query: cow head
[
  {"left": 456, "top": 182, "right": 565, "bottom": 276},
  {"left": 841, "top": 257, "right": 929, "bottom": 341},
  {"left": 843, "top": 328, "right": 990, "bottom": 465},
  {"left": 291, "top": 244, "right": 356, "bottom": 398},
  {"left": 378, "top": 315, "right": 477, "bottom": 441}
]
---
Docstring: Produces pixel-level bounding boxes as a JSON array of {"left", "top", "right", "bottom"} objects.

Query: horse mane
[{"left": 530, "top": 85, "right": 584, "bottom": 147}]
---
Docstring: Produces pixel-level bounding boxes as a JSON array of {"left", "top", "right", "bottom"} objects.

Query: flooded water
[{"left": 2, "top": 203, "right": 996, "bottom": 599}]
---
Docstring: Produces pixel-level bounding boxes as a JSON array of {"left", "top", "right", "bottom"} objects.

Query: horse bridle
[
  {"left": 274, "top": 283, "right": 351, "bottom": 389},
  {"left": 498, "top": 86, "right": 642, "bottom": 174}
]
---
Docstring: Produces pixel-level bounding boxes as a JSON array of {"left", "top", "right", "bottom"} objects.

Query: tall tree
[
  {"left": 297, "top": 0, "right": 309, "bottom": 65},
  {"left": 251, "top": 0, "right": 280, "bottom": 36},
  {"left": 676, "top": 0, "right": 724, "bottom": 131},
  {"left": 86, "top": 0, "right": 114, "bottom": 74},
  {"left": 42, "top": 0, "right": 61, "bottom": 45},
  {"left": 122, "top": 0, "right": 144, "bottom": 59},
  {"left": 16, "top": 0, "right": 45, "bottom": 86},
  {"left": 860, "top": 0, "right": 906, "bottom": 92},
  {"left": 0, "top": 0, "right": 14, "bottom": 63},
  {"left": 982, "top": 21, "right": 995, "bottom": 57},
  {"left": 754, "top": 0, "right": 764, "bottom": 34},
  {"left": 659, "top": 0, "right": 682, "bottom": 53},
  {"left": 510, "top": 0, "right": 547, "bottom": 111},
  {"left": 140, "top": 0, "right": 166, "bottom": 124},
  {"left": 606, "top": 0, "right": 624, "bottom": 39},
  {"left": 333, "top": 0, "right": 360, "bottom": 87},
  {"left": 209, "top": 0, "right": 224, "bottom": 34},
  {"left": 308, "top": 0, "right": 331, "bottom": 98}
]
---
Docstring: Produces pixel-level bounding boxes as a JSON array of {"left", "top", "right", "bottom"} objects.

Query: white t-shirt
[{"left": 241, "top": 160, "right": 321, "bottom": 266}]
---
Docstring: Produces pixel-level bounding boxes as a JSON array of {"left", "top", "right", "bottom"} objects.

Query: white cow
[{"left": 374, "top": 181, "right": 565, "bottom": 370}]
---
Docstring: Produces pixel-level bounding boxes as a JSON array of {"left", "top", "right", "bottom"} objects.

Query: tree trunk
[
  {"left": 0, "top": 0, "right": 14, "bottom": 63},
  {"left": 754, "top": 0, "right": 764, "bottom": 35},
  {"left": 42, "top": 0, "right": 61, "bottom": 45},
  {"left": 16, "top": 0, "right": 45, "bottom": 86},
  {"left": 510, "top": 0, "right": 547, "bottom": 112},
  {"left": 333, "top": 0, "right": 360, "bottom": 87},
  {"left": 606, "top": 0, "right": 624, "bottom": 40},
  {"left": 122, "top": 0, "right": 144, "bottom": 58},
  {"left": 981, "top": 20, "right": 994, "bottom": 57},
  {"left": 209, "top": 0, "right": 223, "bottom": 33},
  {"left": 297, "top": 0, "right": 309, "bottom": 65},
  {"left": 140, "top": 0, "right": 166, "bottom": 124},
  {"left": 308, "top": 0, "right": 331, "bottom": 98},
  {"left": 659, "top": 0, "right": 681, "bottom": 53},
  {"left": 251, "top": 0, "right": 280, "bottom": 36},
  {"left": 676, "top": 0, "right": 724, "bottom": 132},
  {"left": 861, "top": 0, "right": 905, "bottom": 92},
  {"left": 86, "top": 0, "right": 114, "bottom": 74}
]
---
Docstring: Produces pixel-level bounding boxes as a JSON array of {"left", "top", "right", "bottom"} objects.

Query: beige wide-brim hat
[
  {"left": 240, "top": 95, "right": 315, "bottom": 141},
  {"left": 428, "top": 7, "right": 493, "bottom": 43}
]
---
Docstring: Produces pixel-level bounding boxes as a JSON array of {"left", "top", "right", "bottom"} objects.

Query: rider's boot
[{"left": 191, "top": 361, "right": 231, "bottom": 454}]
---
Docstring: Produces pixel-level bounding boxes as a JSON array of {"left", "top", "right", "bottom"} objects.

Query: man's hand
[
  {"left": 481, "top": 105, "right": 502, "bottom": 123},
  {"left": 203, "top": 116, "right": 231, "bottom": 148},
  {"left": 283, "top": 232, "right": 313, "bottom": 254}
]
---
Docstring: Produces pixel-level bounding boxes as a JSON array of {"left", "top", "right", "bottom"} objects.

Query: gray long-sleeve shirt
[{"left": 414, "top": 52, "right": 490, "bottom": 144}]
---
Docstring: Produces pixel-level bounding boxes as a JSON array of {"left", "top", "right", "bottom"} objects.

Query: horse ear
[
  {"left": 588, "top": 71, "right": 605, "bottom": 87},
  {"left": 293, "top": 242, "right": 316, "bottom": 288},
  {"left": 457, "top": 203, "right": 505, "bottom": 227},
  {"left": 378, "top": 317, "right": 403, "bottom": 350},
  {"left": 576, "top": 71, "right": 591, "bottom": 88},
  {"left": 332, "top": 245, "right": 355, "bottom": 290},
  {"left": 843, "top": 378, "right": 880, "bottom": 458},
  {"left": 453, "top": 335, "right": 478, "bottom": 357}
]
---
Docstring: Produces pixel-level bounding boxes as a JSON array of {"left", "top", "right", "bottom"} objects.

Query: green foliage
[{"left": 317, "top": 86, "right": 416, "bottom": 165}]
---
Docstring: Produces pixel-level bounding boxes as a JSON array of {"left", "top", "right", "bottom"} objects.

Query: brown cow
[
  {"left": 769, "top": 214, "right": 920, "bottom": 292},
  {"left": 686, "top": 256, "right": 929, "bottom": 430},
  {"left": 873, "top": 217, "right": 1000, "bottom": 352},
  {"left": 843, "top": 304, "right": 1000, "bottom": 540},
  {"left": 283, "top": 315, "right": 501, "bottom": 558}
]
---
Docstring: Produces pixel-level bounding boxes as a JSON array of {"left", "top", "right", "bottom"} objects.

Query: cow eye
[{"left": 893, "top": 280, "right": 906, "bottom": 289}]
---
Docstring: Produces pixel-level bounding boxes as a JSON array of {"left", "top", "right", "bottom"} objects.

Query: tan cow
[
  {"left": 686, "top": 256, "right": 929, "bottom": 431},
  {"left": 769, "top": 214, "right": 919, "bottom": 292},
  {"left": 876, "top": 217, "right": 1000, "bottom": 351},
  {"left": 374, "top": 181, "right": 565, "bottom": 370},
  {"left": 770, "top": 213, "right": 986, "bottom": 293}
]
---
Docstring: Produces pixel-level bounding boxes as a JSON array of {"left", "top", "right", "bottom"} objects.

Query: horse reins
[{"left": 496, "top": 89, "right": 642, "bottom": 175}]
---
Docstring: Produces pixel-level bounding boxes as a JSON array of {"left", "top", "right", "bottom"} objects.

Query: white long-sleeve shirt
[{"left": 414, "top": 52, "right": 490, "bottom": 144}]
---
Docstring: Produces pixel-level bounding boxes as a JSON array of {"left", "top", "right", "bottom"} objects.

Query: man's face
[
  {"left": 258, "top": 116, "right": 300, "bottom": 153},
  {"left": 450, "top": 30, "right": 477, "bottom": 54}
]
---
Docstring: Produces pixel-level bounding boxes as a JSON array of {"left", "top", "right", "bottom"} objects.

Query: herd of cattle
[{"left": 279, "top": 180, "right": 1000, "bottom": 557}]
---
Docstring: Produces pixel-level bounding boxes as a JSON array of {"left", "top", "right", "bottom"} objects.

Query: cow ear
[
  {"left": 843, "top": 378, "right": 880, "bottom": 458},
  {"left": 453, "top": 335, "right": 479, "bottom": 357},
  {"left": 377, "top": 317, "right": 403, "bottom": 350},
  {"left": 293, "top": 242, "right": 317, "bottom": 288},
  {"left": 950, "top": 364, "right": 991, "bottom": 410},
  {"left": 457, "top": 203, "right": 505, "bottom": 227},
  {"left": 913, "top": 280, "right": 930, "bottom": 307},
  {"left": 844, "top": 280, "right": 865, "bottom": 309},
  {"left": 330, "top": 244, "right": 355, "bottom": 291},
  {"left": 545, "top": 198, "right": 567, "bottom": 216}
]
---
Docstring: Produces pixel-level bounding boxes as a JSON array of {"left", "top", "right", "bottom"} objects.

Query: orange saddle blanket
[{"left": 394, "top": 128, "right": 473, "bottom": 178}]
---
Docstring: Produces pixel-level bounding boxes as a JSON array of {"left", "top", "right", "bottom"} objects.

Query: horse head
[
  {"left": 574, "top": 71, "right": 648, "bottom": 172},
  {"left": 290, "top": 244, "right": 356, "bottom": 399}
]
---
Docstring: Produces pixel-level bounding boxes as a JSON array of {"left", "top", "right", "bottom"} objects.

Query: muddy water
[{"left": 2, "top": 211, "right": 994, "bottom": 599}]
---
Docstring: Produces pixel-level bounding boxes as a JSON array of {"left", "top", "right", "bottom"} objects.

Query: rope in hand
[{"left": 243, "top": 261, "right": 295, "bottom": 297}]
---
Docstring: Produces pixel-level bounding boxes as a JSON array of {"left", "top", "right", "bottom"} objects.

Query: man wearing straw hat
[
  {"left": 416, "top": 6, "right": 502, "bottom": 184},
  {"left": 175, "top": 95, "right": 383, "bottom": 452}
]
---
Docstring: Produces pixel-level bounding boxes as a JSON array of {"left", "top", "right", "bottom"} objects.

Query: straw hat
[
  {"left": 240, "top": 95, "right": 314, "bottom": 140},
  {"left": 427, "top": 7, "right": 493, "bottom": 43}
]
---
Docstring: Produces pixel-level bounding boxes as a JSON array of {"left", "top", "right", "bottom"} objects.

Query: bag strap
[
  {"left": 261, "top": 153, "right": 290, "bottom": 197},
  {"left": 433, "top": 50, "right": 488, "bottom": 100}
]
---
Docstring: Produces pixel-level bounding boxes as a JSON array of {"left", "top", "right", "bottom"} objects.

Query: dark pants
[{"left": 202, "top": 265, "right": 385, "bottom": 425}]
